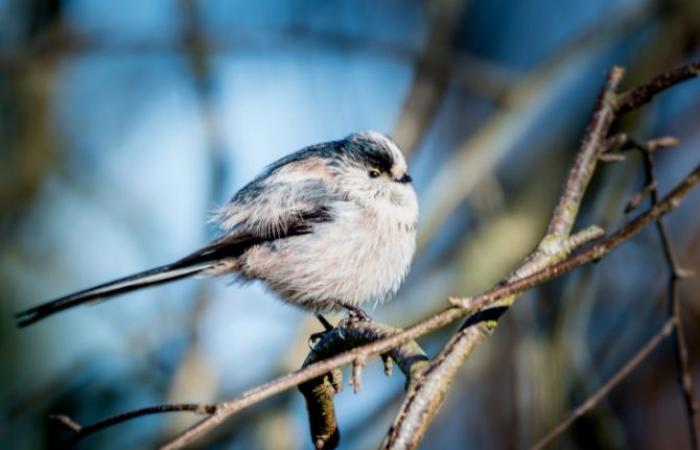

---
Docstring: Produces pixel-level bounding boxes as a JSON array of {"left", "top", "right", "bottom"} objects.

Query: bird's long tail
[{"left": 15, "top": 236, "right": 252, "bottom": 328}]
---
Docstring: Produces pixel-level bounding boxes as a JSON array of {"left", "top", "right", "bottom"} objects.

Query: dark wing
[
  {"left": 16, "top": 154, "right": 342, "bottom": 329},
  {"left": 14, "top": 234, "right": 255, "bottom": 328},
  {"left": 16, "top": 181, "right": 339, "bottom": 328}
]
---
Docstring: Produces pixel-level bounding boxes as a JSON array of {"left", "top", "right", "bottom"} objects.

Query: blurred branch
[
  {"left": 391, "top": 0, "right": 467, "bottom": 156},
  {"left": 417, "top": 0, "right": 658, "bottom": 247},
  {"left": 0, "top": 0, "right": 65, "bottom": 231},
  {"left": 532, "top": 132, "right": 699, "bottom": 449},
  {"left": 531, "top": 318, "right": 676, "bottom": 450},
  {"left": 160, "top": 2, "right": 227, "bottom": 438},
  {"left": 51, "top": 403, "right": 216, "bottom": 448}
]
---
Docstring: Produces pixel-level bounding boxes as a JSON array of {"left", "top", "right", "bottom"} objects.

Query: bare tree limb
[
  {"left": 636, "top": 136, "right": 700, "bottom": 450},
  {"left": 615, "top": 61, "right": 700, "bottom": 115},
  {"left": 299, "top": 317, "right": 429, "bottom": 450},
  {"left": 531, "top": 133, "right": 699, "bottom": 449},
  {"left": 51, "top": 403, "right": 216, "bottom": 447},
  {"left": 381, "top": 61, "right": 700, "bottom": 449}
]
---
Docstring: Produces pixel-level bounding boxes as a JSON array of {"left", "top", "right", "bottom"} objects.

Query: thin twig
[
  {"left": 51, "top": 404, "right": 216, "bottom": 446},
  {"left": 615, "top": 61, "right": 700, "bottom": 115},
  {"left": 531, "top": 319, "right": 676, "bottom": 450},
  {"left": 637, "top": 137, "right": 700, "bottom": 450},
  {"left": 668, "top": 269, "right": 699, "bottom": 450}
]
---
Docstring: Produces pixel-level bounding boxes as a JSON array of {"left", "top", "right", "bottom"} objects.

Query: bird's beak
[{"left": 396, "top": 173, "right": 412, "bottom": 183}]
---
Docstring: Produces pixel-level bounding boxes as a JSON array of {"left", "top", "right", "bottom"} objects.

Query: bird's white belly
[{"left": 241, "top": 202, "right": 416, "bottom": 311}]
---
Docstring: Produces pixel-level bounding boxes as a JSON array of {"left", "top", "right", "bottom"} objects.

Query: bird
[{"left": 15, "top": 131, "right": 418, "bottom": 328}]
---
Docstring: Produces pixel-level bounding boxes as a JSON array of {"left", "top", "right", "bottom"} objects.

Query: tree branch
[
  {"left": 381, "top": 62, "right": 700, "bottom": 449},
  {"left": 638, "top": 136, "right": 700, "bottom": 450},
  {"left": 51, "top": 403, "right": 216, "bottom": 447},
  {"left": 531, "top": 133, "right": 699, "bottom": 448},
  {"left": 615, "top": 61, "right": 700, "bottom": 115},
  {"left": 298, "top": 317, "right": 429, "bottom": 450}
]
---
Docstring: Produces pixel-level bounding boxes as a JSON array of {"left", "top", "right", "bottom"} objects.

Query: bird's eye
[{"left": 368, "top": 168, "right": 381, "bottom": 178}]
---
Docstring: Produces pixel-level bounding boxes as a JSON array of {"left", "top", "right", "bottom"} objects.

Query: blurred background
[{"left": 1, "top": 0, "right": 700, "bottom": 449}]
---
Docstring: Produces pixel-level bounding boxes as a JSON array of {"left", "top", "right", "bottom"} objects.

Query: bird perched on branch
[{"left": 16, "top": 131, "right": 418, "bottom": 327}]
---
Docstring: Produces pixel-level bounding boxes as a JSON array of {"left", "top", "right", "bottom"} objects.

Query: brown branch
[
  {"left": 532, "top": 134, "right": 699, "bottom": 448},
  {"left": 51, "top": 403, "right": 216, "bottom": 447},
  {"left": 299, "top": 317, "right": 429, "bottom": 450},
  {"left": 615, "top": 61, "right": 700, "bottom": 115},
  {"left": 546, "top": 66, "right": 624, "bottom": 238},
  {"left": 636, "top": 136, "right": 700, "bottom": 450},
  {"left": 531, "top": 319, "right": 676, "bottom": 450},
  {"left": 381, "top": 61, "right": 700, "bottom": 449},
  {"left": 456, "top": 163, "right": 699, "bottom": 313}
]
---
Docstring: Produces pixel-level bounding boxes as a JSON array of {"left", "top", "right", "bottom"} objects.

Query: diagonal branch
[
  {"left": 383, "top": 67, "right": 626, "bottom": 449},
  {"left": 615, "top": 61, "right": 700, "bottom": 115},
  {"left": 51, "top": 403, "right": 216, "bottom": 447},
  {"left": 381, "top": 61, "right": 700, "bottom": 449},
  {"left": 532, "top": 134, "right": 699, "bottom": 448}
]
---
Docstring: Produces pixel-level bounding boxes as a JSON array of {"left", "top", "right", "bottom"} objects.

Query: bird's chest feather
[{"left": 336, "top": 199, "right": 417, "bottom": 300}]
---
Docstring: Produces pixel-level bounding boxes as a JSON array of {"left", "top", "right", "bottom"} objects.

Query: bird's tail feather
[
  {"left": 14, "top": 262, "right": 214, "bottom": 328},
  {"left": 15, "top": 236, "right": 254, "bottom": 328}
]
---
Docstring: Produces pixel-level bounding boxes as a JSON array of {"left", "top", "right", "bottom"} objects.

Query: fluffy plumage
[{"left": 15, "top": 131, "right": 418, "bottom": 327}]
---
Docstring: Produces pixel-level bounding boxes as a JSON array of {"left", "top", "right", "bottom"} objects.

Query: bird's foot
[{"left": 336, "top": 303, "right": 371, "bottom": 322}]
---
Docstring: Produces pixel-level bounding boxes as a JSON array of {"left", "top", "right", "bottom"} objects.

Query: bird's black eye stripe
[{"left": 368, "top": 168, "right": 381, "bottom": 178}]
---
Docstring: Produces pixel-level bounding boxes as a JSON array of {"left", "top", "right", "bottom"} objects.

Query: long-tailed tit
[{"left": 16, "top": 131, "right": 418, "bottom": 327}]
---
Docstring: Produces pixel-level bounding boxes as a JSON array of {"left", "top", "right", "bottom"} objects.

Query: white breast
[{"left": 241, "top": 193, "right": 418, "bottom": 311}]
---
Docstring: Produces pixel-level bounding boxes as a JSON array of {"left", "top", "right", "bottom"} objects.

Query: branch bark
[
  {"left": 51, "top": 403, "right": 216, "bottom": 447},
  {"left": 381, "top": 62, "right": 700, "bottom": 449},
  {"left": 298, "top": 317, "right": 429, "bottom": 450}
]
